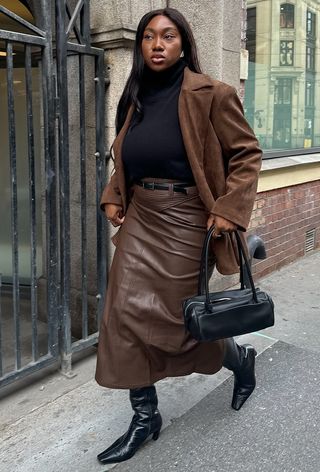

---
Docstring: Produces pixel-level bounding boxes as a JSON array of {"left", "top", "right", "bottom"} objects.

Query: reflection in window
[
  {"left": 273, "top": 79, "right": 292, "bottom": 149},
  {"left": 274, "top": 79, "right": 292, "bottom": 105},
  {"left": 304, "top": 115, "right": 314, "bottom": 146},
  {"left": 306, "top": 46, "right": 315, "bottom": 71},
  {"left": 306, "top": 10, "right": 316, "bottom": 39},
  {"left": 305, "top": 78, "right": 315, "bottom": 147},
  {"left": 280, "top": 41, "right": 294, "bottom": 66},
  {"left": 305, "top": 80, "right": 315, "bottom": 107},
  {"left": 280, "top": 3, "right": 294, "bottom": 28},
  {"left": 273, "top": 116, "right": 291, "bottom": 148},
  {"left": 245, "top": 0, "right": 320, "bottom": 153}
]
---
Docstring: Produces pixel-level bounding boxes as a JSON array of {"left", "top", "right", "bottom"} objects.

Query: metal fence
[{"left": 0, "top": 0, "right": 107, "bottom": 388}]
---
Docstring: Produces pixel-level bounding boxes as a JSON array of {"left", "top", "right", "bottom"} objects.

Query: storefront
[{"left": 245, "top": 0, "right": 320, "bottom": 278}]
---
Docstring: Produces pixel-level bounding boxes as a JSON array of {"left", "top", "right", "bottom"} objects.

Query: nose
[{"left": 152, "top": 35, "right": 164, "bottom": 51}]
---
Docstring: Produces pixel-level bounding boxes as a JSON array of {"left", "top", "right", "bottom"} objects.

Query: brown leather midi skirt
[{"left": 95, "top": 180, "right": 225, "bottom": 389}]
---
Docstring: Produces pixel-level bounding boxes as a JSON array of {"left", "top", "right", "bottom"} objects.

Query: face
[{"left": 141, "top": 15, "right": 183, "bottom": 72}]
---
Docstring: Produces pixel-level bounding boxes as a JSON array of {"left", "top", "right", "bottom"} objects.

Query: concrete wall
[{"left": 90, "top": 0, "right": 243, "bottom": 148}]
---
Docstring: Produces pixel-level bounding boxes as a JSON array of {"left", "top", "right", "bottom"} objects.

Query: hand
[
  {"left": 207, "top": 214, "right": 237, "bottom": 238},
  {"left": 104, "top": 204, "right": 125, "bottom": 227}
]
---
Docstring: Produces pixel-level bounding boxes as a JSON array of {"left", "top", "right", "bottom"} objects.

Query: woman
[{"left": 95, "top": 7, "right": 262, "bottom": 465}]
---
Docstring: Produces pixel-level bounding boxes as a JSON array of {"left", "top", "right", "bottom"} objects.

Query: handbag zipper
[{"left": 184, "top": 297, "right": 232, "bottom": 311}]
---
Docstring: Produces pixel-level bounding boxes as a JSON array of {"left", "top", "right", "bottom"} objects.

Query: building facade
[
  {"left": 246, "top": 0, "right": 320, "bottom": 151},
  {"left": 245, "top": 0, "right": 320, "bottom": 277}
]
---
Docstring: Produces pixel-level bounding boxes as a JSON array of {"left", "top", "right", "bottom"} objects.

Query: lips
[{"left": 151, "top": 55, "right": 165, "bottom": 64}]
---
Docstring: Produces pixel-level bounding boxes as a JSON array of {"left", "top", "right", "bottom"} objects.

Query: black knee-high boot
[
  {"left": 223, "top": 338, "right": 257, "bottom": 411},
  {"left": 97, "top": 386, "right": 162, "bottom": 464}
]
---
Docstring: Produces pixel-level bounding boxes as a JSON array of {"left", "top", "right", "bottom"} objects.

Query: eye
[
  {"left": 143, "top": 33, "right": 153, "bottom": 40},
  {"left": 164, "top": 34, "right": 175, "bottom": 40}
]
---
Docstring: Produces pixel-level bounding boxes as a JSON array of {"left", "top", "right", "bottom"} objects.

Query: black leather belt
[{"left": 136, "top": 181, "right": 195, "bottom": 194}]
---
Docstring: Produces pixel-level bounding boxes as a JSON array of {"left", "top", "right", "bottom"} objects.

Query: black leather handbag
[{"left": 183, "top": 226, "right": 274, "bottom": 342}]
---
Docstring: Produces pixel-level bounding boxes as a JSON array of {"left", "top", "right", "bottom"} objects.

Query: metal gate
[{"left": 0, "top": 0, "right": 106, "bottom": 388}]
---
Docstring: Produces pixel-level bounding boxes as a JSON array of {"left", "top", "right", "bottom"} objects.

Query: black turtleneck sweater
[{"left": 122, "top": 59, "right": 195, "bottom": 184}]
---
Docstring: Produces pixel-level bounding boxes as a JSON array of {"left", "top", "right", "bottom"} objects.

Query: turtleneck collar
[{"left": 140, "top": 58, "right": 186, "bottom": 96}]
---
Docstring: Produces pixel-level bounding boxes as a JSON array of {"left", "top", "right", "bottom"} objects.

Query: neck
[{"left": 141, "top": 58, "right": 186, "bottom": 92}]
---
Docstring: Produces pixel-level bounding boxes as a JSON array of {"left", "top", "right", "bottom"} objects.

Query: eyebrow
[{"left": 144, "top": 26, "right": 178, "bottom": 33}]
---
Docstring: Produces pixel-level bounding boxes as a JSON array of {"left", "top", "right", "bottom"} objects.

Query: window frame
[
  {"left": 263, "top": 147, "right": 320, "bottom": 160},
  {"left": 306, "top": 45, "right": 315, "bottom": 71},
  {"left": 245, "top": 2, "right": 320, "bottom": 159},
  {"left": 306, "top": 9, "right": 316, "bottom": 39},
  {"left": 279, "top": 40, "right": 294, "bottom": 66},
  {"left": 280, "top": 3, "right": 295, "bottom": 29}
]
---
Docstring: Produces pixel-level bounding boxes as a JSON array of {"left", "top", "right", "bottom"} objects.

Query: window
[
  {"left": 280, "top": 3, "right": 294, "bottom": 28},
  {"left": 306, "top": 45, "right": 315, "bottom": 71},
  {"left": 305, "top": 78, "right": 315, "bottom": 146},
  {"left": 273, "top": 79, "right": 292, "bottom": 149},
  {"left": 306, "top": 10, "right": 316, "bottom": 39},
  {"left": 245, "top": 0, "right": 320, "bottom": 155},
  {"left": 305, "top": 80, "right": 315, "bottom": 107},
  {"left": 247, "top": 8, "right": 256, "bottom": 63},
  {"left": 274, "top": 79, "right": 292, "bottom": 105},
  {"left": 280, "top": 41, "right": 294, "bottom": 66},
  {"left": 245, "top": 7, "right": 257, "bottom": 129},
  {"left": 306, "top": 10, "right": 316, "bottom": 73}
]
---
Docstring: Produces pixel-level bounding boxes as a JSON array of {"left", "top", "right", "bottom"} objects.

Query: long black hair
[{"left": 115, "top": 7, "right": 202, "bottom": 134}]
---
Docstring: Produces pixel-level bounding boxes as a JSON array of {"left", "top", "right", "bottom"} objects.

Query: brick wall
[{"left": 249, "top": 180, "right": 320, "bottom": 279}]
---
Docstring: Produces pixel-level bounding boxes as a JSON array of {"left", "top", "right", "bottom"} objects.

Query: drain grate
[{"left": 305, "top": 229, "right": 316, "bottom": 253}]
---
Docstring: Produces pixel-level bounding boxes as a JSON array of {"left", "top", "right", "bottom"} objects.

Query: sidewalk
[{"left": 0, "top": 250, "right": 319, "bottom": 472}]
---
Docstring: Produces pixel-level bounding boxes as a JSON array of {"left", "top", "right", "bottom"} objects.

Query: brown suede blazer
[{"left": 100, "top": 67, "right": 262, "bottom": 274}]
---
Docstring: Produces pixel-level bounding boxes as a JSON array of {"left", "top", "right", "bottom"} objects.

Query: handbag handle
[
  {"left": 197, "top": 228, "right": 246, "bottom": 294},
  {"left": 198, "top": 226, "right": 259, "bottom": 305}
]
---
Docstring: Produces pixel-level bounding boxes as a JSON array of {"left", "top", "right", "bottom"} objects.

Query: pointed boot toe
[
  {"left": 231, "top": 383, "right": 256, "bottom": 411},
  {"left": 97, "top": 433, "right": 126, "bottom": 462},
  {"left": 97, "top": 416, "right": 162, "bottom": 465},
  {"left": 97, "top": 386, "right": 162, "bottom": 465},
  {"left": 231, "top": 344, "right": 257, "bottom": 411}
]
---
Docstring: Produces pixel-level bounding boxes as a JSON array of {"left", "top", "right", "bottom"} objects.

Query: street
[{"left": 0, "top": 250, "right": 319, "bottom": 472}]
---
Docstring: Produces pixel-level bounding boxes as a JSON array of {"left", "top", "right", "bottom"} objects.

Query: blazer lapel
[{"left": 178, "top": 68, "right": 215, "bottom": 209}]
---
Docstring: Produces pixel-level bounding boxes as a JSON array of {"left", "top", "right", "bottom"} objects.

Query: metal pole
[
  {"left": 40, "top": 0, "right": 59, "bottom": 359},
  {"left": 95, "top": 51, "right": 107, "bottom": 327},
  {"left": 25, "top": 44, "right": 39, "bottom": 361},
  {"left": 55, "top": 0, "right": 72, "bottom": 375},
  {"left": 79, "top": 53, "right": 88, "bottom": 339},
  {"left": 6, "top": 41, "right": 21, "bottom": 370}
]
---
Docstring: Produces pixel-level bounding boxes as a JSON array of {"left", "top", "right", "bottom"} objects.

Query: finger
[
  {"left": 113, "top": 215, "right": 125, "bottom": 226},
  {"left": 212, "top": 228, "right": 222, "bottom": 239}
]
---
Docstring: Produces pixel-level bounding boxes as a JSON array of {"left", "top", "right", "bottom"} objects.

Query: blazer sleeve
[
  {"left": 210, "top": 85, "right": 262, "bottom": 231},
  {"left": 100, "top": 168, "right": 123, "bottom": 210}
]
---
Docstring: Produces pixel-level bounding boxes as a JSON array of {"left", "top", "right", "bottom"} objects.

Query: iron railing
[
  {"left": 55, "top": 0, "right": 106, "bottom": 374},
  {"left": 0, "top": 0, "right": 107, "bottom": 388}
]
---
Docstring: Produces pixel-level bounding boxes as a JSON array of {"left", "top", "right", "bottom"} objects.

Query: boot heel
[{"left": 152, "top": 430, "right": 160, "bottom": 441}]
